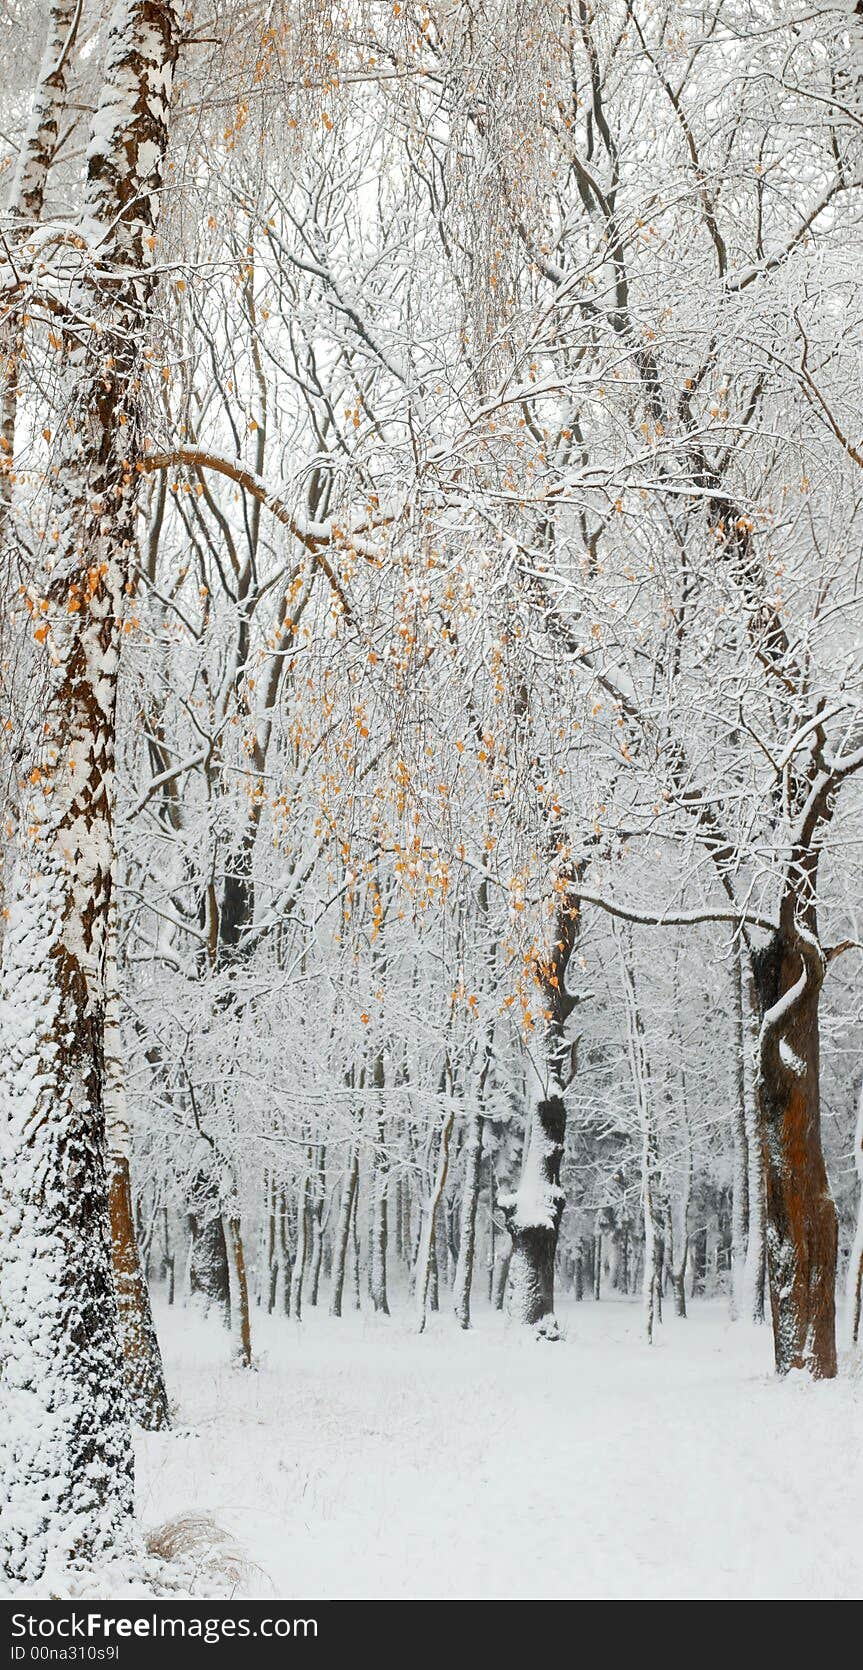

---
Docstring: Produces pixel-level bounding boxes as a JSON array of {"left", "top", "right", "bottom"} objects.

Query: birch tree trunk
[
  {"left": 453, "top": 1113, "right": 483, "bottom": 1329},
  {"left": 104, "top": 896, "right": 169, "bottom": 1428},
  {"left": 415, "top": 1109, "right": 455, "bottom": 1334},
  {"left": 0, "top": 0, "right": 181, "bottom": 1580},
  {"left": 1, "top": 1, "right": 81, "bottom": 540}
]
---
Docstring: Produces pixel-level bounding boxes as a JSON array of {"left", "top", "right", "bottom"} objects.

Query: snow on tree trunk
[
  {"left": 1, "top": 1, "right": 80, "bottom": 534},
  {"left": 641, "top": 1122, "right": 664, "bottom": 1345},
  {"left": 104, "top": 892, "right": 169, "bottom": 1428},
  {"left": 369, "top": 1053, "right": 389, "bottom": 1314},
  {"left": 730, "top": 957, "right": 750, "bottom": 1321},
  {"left": 350, "top": 1175, "right": 362, "bottom": 1311},
  {"left": 754, "top": 926, "right": 838, "bottom": 1378},
  {"left": 0, "top": 861, "right": 135, "bottom": 1581},
  {"left": 277, "top": 1183, "right": 291, "bottom": 1315},
  {"left": 491, "top": 1247, "right": 511, "bottom": 1309},
  {"left": 498, "top": 853, "right": 580, "bottom": 1335},
  {"left": 188, "top": 1184, "right": 231, "bottom": 1325},
  {"left": 670, "top": 1118, "right": 691, "bottom": 1319},
  {"left": 369, "top": 1169, "right": 389, "bottom": 1314},
  {"left": 108, "top": 1153, "right": 169, "bottom": 1426},
  {"left": 415, "top": 1109, "right": 455, "bottom": 1334},
  {"left": 290, "top": 1174, "right": 309, "bottom": 1322},
  {"left": 453, "top": 1113, "right": 483, "bottom": 1329},
  {"left": 307, "top": 1150, "right": 326, "bottom": 1307},
  {"left": 669, "top": 1199, "right": 688, "bottom": 1320},
  {"left": 742, "top": 965, "right": 767, "bottom": 1324},
  {"left": 845, "top": 1078, "right": 863, "bottom": 1347},
  {"left": 499, "top": 1074, "right": 566, "bottom": 1338},
  {"left": 619, "top": 935, "right": 664, "bottom": 1344},
  {"left": 8, "top": 1, "right": 81, "bottom": 223},
  {"left": 0, "top": 0, "right": 181, "bottom": 1580}
]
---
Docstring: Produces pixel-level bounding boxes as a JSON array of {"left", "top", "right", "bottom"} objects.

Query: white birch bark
[{"left": 0, "top": 0, "right": 182, "bottom": 1579}]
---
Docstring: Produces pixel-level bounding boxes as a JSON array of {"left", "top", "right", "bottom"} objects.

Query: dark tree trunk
[
  {"left": 689, "top": 1223, "right": 706, "bottom": 1296},
  {"left": 161, "top": 1210, "right": 175, "bottom": 1306},
  {"left": 308, "top": 1155, "right": 326, "bottom": 1308},
  {"left": 369, "top": 1065, "right": 390, "bottom": 1314},
  {"left": 502, "top": 1096, "right": 566, "bottom": 1334},
  {"left": 277, "top": 1184, "right": 291, "bottom": 1315},
  {"left": 753, "top": 929, "right": 837, "bottom": 1378},
  {"left": 225, "top": 1214, "right": 252, "bottom": 1367},
  {"left": 189, "top": 1208, "right": 231, "bottom": 1325},
  {"left": 290, "top": 1176, "right": 309, "bottom": 1322},
  {"left": 265, "top": 1174, "right": 278, "bottom": 1312},
  {"left": 329, "top": 1150, "right": 358, "bottom": 1318},
  {"left": 400, "top": 1171, "right": 412, "bottom": 1267},
  {"left": 428, "top": 1225, "right": 439, "bottom": 1311},
  {"left": 486, "top": 1158, "right": 497, "bottom": 1301},
  {"left": 350, "top": 1164, "right": 362, "bottom": 1310},
  {"left": 492, "top": 1245, "right": 511, "bottom": 1309},
  {"left": 574, "top": 1239, "right": 584, "bottom": 1300},
  {"left": 454, "top": 1115, "right": 483, "bottom": 1328}
]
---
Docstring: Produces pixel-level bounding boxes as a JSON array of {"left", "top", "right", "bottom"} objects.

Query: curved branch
[
  {"left": 139, "top": 447, "right": 357, "bottom": 617},
  {"left": 572, "top": 888, "right": 777, "bottom": 934}
]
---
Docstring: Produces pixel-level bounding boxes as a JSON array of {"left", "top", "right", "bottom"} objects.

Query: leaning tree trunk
[
  {"left": 329, "top": 1148, "right": 358, "bottom": 1318},
  {"left": 0, "top": 0, "right": 181, "bottom": 1581},
  {"left": 104, "top": 894, "right": 169, "bottom": 1428},
  {"left": 754, "top": 926, "right": 838, "bottom": 1378}
]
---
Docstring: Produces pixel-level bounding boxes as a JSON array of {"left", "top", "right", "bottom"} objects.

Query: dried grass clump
[{"left": 144, "top": 1513, "right": 254, "bottom": 1594}]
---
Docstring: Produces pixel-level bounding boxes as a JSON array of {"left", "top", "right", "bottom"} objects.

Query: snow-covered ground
[{"left": 136, "top": 1296, "right": 863, "bottom": 1600}]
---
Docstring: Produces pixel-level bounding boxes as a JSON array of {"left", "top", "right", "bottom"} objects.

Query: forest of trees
[{"left": 1, "top": 0, "right": 862, "bottom": 1590}]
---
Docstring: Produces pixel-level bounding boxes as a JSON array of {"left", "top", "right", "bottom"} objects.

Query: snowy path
[{"left": 137, "top": 1299, "right": 863, "bottom": 1600}]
